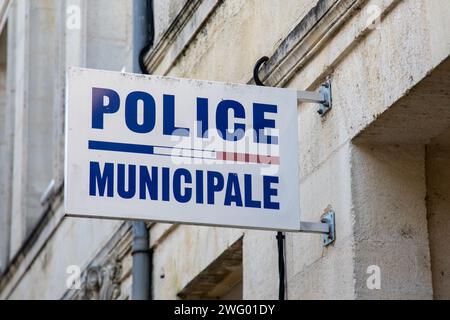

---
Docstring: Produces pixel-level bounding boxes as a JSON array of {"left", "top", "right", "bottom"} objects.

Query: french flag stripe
[{"left": 216, "top": 151, "right": 280, "bottom": 165}]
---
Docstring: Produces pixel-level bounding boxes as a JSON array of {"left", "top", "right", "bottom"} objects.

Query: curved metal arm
[{"left": 253, "top": 56, "right": 269, "bottom": 86}]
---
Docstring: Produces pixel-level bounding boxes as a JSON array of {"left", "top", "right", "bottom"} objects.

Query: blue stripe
[{"left": 88, "top": 140, "right": 154, "bottom": 155}]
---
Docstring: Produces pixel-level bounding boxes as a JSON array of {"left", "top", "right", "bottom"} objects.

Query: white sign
[{"left": 65, "top": 67, "right": 300, "bottom": 231}]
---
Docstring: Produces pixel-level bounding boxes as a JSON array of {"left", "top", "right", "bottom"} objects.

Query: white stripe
[{"left": 153, "top": 147, "right": 216, "bottom": 159}]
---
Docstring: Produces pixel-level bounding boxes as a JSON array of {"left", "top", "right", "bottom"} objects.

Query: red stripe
[{"left": 216, "top": 151, "right": 280, "bottom": 165}]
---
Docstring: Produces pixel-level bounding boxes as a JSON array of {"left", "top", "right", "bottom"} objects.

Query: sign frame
[{"left": 64, "top": 67, "right": 303, "bottom": 231}]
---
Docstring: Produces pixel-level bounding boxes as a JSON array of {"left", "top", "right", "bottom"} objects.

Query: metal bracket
[
  {"left": 253, "top": 56, "right": 332, "bottom": 117},
  {"left": 317, "top": 80, "right": 332, "bottom": 116},
  {"left": 320, "top": 210, "right": 336, "bottom": 247},
  {"left": 298, "top": 210, "right": 336, "bottom": 247},
  {"left": 296, "top": 79, "right": 332, "bottom": 116}
]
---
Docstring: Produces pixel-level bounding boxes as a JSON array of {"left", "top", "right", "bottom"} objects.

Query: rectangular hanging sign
[{"left": 65, "top": 67, "right": 300, "bottom": 231}]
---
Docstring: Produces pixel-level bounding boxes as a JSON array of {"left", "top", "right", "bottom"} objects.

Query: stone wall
[
  {"left": 0, "top": 0, "right": 133, "bottom": 300},
  {"left": 0, "top": 0, "right": 449, "bottom": 300}
]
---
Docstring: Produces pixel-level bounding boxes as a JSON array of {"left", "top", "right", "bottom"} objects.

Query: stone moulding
[
  {"left": 257, "top": 0, "right": 366, "bottom": 87},
  {"left": 0, "top": 0, "right": 11, "bottom": 32},
  {"left": 257, "top": 0, "right": 404, "bottom": 89},
  {"left": 143, "top": 0, "right": 222, "bottom": 75},
  {"left": 142, "top": 0, "right": 369, "bottom": 83},
  {"left": 141, "top": 0, "right": 404, "bottom": 91},
  {"left": 62, "top": 221, "right": 132, "bottom": 300},
  {"left": 79, "top": 258, "right": 122, "bottom": 300}
]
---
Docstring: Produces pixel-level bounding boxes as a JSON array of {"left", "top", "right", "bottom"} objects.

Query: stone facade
[{"left": 0, "top": 0, "right": 449, "bottom": 300}]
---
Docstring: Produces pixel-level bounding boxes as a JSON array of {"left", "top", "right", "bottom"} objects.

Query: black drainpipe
[{"left": 131, "top": 0, "right": 154, "bottom": 300}]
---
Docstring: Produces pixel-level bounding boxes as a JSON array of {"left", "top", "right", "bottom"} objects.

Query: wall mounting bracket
[
  {"left": 298, "top": 210, "right": 336, "bottom": 247},
  {"left": 253, "top": 56, "right": 335, "bottom": 247},
  {"left": 253, "top": 55, "right": 332, "bottom": 117},
  {"left": 297, "top": 79, "right": 332, "bottom": 116}
]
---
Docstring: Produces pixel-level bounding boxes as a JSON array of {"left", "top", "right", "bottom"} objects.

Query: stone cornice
[
  {"left": 0, "top": 0, "right": 11, "bottom": 32},
  {"left": 256, "top": 0, "right": 367, "bottom": 87},
  {"left": 143, "top": 0, "right": 222, "bottom": 75},
  {"left": 142, "top": 0, "right": 372, "bottom": 86}
]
